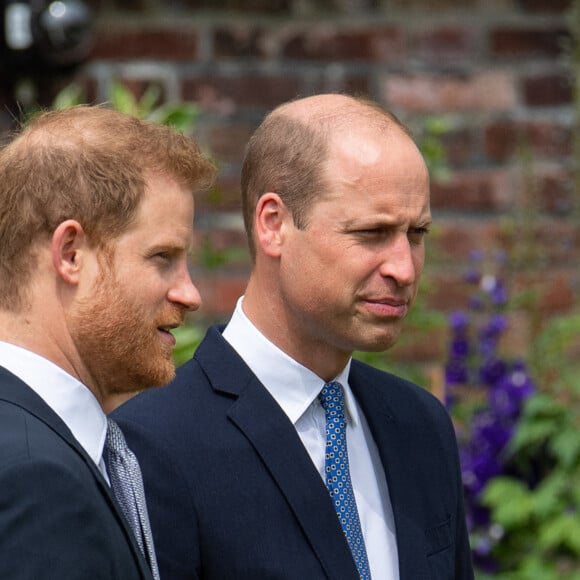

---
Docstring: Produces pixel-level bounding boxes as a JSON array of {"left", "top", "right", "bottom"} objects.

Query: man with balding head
[{"left": 114, "top": 94, "right": 474, "bottom": 579}]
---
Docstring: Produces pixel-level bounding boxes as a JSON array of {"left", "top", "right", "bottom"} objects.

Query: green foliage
[
  {"left": 53, "top": 81, "right": 200, "bottom": 132},
  {"left": 417, "top": 117, "right": 452, "bottom": 183},
  {"left": 173, "top": 325, "right": 206, "bottom": 367},
  {"left": 195, "top": 237, "right": 248, "bottom": 270},
  {"left": 477, "top": 307, "right": 580, "bottom": 578}
]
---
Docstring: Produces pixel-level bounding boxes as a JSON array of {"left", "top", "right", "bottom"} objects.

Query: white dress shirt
[
  {"left": 0, "top": 341, "right": 109, "bottom": 480},
  {"left": 223, "top": 297, "right": 400, "bottom": 579}
]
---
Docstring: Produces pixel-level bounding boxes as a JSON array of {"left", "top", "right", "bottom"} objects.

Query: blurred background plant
[
  {"left": 53, "top": 81, "right": 200, "bottom": 131},
  {"left": 443, "top": 249, "right": 537, "bottom": 575}
]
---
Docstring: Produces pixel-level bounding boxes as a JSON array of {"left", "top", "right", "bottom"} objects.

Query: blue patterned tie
[
  {"left": 105, "top": 418, "right": 161, "bottom": 580},
  {"left": 319, "top": 382, "right": 371, "bottom": 580}
]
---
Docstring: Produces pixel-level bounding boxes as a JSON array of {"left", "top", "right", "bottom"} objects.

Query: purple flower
[
  {"left": 489, "top": 367, "right": 535, "bottom": 418},
  {"left": 479, "top": 357, "right": 507, "bottom": 386},
  {"left": 469, "top": 249, "right": 484, "bottom": 262},
  {"left": 451, "top": 335, "right": 470, "bottom": 357},
  {"left": 445, "top": 358, "right": 469, "bottom": 384},
  {"left": 472, "top": 413, "right": 513, "bottom": 451},
  {"left": 490, "top": 280, "right": 508, "bottom": 306},
  {"left": 461, "top": 448, "right": 503, "bottom": 495},
  {"left": 469, "top": 295, "right": 485, "bottom": 311},
  {"left": 494, "top": 249, "right": 508, "bottom": 265},
  {"left": 444, "top": 248, "right": 538, "bottom": 575},
  {"left": 480, "top": 314, "right": 507, "bottom": 339},
  {"left": 449, "top": 310, "right": 469, "bottom": 331},
  {"left": 464, "top": 268, "right": 481, "bottom": 285}
]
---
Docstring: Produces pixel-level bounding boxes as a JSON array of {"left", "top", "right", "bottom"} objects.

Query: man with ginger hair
[
  {"left": 0, "top": 105, "right": 215, "bottom": 579},
  {"left": 115, "top": 94, "right": 474, "bottom": 579}
]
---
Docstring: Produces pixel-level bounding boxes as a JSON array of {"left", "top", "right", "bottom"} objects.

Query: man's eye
[
  {"left": 408, "top": 227, "right": 430, "bottom": 243},
  {"left": 153, "top": 252, "right": 172, "bottom": 262},
  {"left": 356, "top": 228, "right": 386, "bottom": 236}
]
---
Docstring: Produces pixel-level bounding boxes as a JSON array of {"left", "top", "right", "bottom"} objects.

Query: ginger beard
[{"left": 70, "top": 264, "right": 184, "bottom": 397}]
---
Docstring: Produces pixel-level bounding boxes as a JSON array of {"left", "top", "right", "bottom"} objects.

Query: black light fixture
[{"left": 1, "top": 0, "right": 93, "bottom": 79}]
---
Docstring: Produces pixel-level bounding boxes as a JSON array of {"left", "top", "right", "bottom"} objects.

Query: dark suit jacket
[
  {"left": 0, "top": 366, "right": 154, "bottom": 580},
  {"left": 114, "top": 325, "right": 474, "bottom": 579}
]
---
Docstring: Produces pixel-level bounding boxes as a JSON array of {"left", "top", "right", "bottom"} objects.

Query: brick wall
[{"left": 1, "top": 0, "right": 578, "bottom": 366}]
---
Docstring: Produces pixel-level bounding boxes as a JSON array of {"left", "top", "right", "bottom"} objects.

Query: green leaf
[
  {"left": 110, "top": 83, "right": 139, "bottom": 117},
  {"left": 510, "top": 417, "right": 559, "bottom": 452},
  {"left": 52, "top": 83, "right": 85, "bottom": 110},
  {"left": 482, "top": 477, "right": 533, "bottom": 528},
  {"left": 549, "top": 428, "right": 580, "bottom": 468},
  {"left": 136, "top": 84, "right": 162, "bottom": 117},
  {"left": 530, "top": 473, "right": 567, "bottom": 519},
  {"left": 173, "top": 324, "right": 204, "bottom": 366},
  {"left": 149, "top": 103, "right": 199, "bottom": 132},
  {"left": 538, "top": 513, "right": 580, "bottom": 553}
]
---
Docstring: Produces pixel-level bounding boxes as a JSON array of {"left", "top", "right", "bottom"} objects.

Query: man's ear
[
  {"left": 254, "top": 193, "right": 291, "bottom": 258},
  {"left": 51, "top": 220, "right": 87, "bottom": 285}
]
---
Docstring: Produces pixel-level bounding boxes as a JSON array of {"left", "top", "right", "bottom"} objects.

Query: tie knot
[
  {"left": 106, "top": 417, "right": 129, "bottom": 457},
  {"left": 318, "top": 381, "right": 345, "bottom": 417}
]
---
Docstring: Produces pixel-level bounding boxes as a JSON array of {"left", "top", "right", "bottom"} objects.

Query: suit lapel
[
  {"left": 196, "top": 328, "right": 360, "bottom": 580},
  {"left": 0, "top": 366, "right": 153, "bottom": 580},
  {"left": 349, "top": 363, "right": 431, "bottom": 579}
]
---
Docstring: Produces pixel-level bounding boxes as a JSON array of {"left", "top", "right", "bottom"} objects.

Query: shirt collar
[
  {"left": 0, "top": 341, "right": 108, "bottom": 468},
  {"left": 222, "top": 297, "right": 360, "bottom": 427}
]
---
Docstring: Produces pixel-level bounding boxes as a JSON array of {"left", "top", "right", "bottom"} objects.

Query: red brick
[
  {"left": 383, "top": 72, "right": 517, "bottom": 112},
  {"left": 539, "top": 273, "right": 576, "bottom": 313},
  {"left": 182, "top": 75, "right": 302, "bottom": 111},
  {"left": 292, "top": 71, "right": 372, "bottom": 100},
  {"left": 430, "top": 220, "right": 505, "bottom": 262},
  {"left": 282, "top": 26, "right": 404, "bottom": 63},
  {"left": 194, "top": 273, "right": 249, "bottom": 317},
  {"left": 500, "top": 214, "right": 579, "bottom": 267},
  {"left": 537, "top": 168, "right": 575, "bottom": 215},
  {"left": 204, "top": 122, "right": 257, "bottom": 164},
  {"left": 485, "top": 119, "right": 573, "bottom": 162},
  {"left": 523, "top": 72, "right": 573, "bottom": 106},
  {"left": 489, "top": 26, "right": 569, "bottom": 58},
  {"left": 526, "top": 120, "right": 572, "bottom": 157},
  {"left": 426, "top": 272, "right": 475, "bottom": 311},
  {"left": 388, "top": 325, "right": 447, "bottom": 362},
  {"left": 516, "top": 0, "right": 573, "bottom": 13},
  {"left": 184, "top": 0, "right": 291, "bottom": 11},
  {"left": 92, "top": 25, "right": 198, "bottom": 60},
  {"left": 535, "top": 218, "right": 580, "bottom": 265},
  {"left": 341, "top": 75, "right": 373, "bottom": 97},
  {"left": 484, "top": 120, "right": 519, "bottom": 162},
  {"left": 512, "top": 270, "right": 578, "bottom": 314},
  {"left": 430, "top": 168, "right": 514, "bottom": 210},
  {"left": 195, "top": 174, "right": 243, "bottom": 213},
  {"left": 390, "top": 0, "right": 477, "bottom": 6},
  {"left": 440, "top": 127, "right": 476, "bottom": 167},
  {"left": 408, "top": 25, "right": 478, "bottom": 63},
  {"left": 214, "top": 27, "right": 267, "bottom": 59}
]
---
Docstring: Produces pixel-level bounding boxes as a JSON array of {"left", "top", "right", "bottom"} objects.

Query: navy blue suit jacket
[
  {"left": 0, "top": 366, "right": 153, "bottom": 580},
  {"left": 114, "top": 325, "right": 474, "bottom": 579}
]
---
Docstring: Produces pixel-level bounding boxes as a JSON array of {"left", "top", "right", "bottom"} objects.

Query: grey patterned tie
[{"left": 105, "top": 418, "right": 161, "bottom": 580}]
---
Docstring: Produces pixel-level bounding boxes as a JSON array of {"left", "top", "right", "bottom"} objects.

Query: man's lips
[
  {"left": 361, "top": 297, "right": 409, "bottom": 317},
  {"left": 157, "top": 322, "right": 182, "bottom": 346}
]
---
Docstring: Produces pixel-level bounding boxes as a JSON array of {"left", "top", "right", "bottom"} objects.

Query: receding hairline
[{"left": 267, "top": 93, "right": 412, "bottom": 139}]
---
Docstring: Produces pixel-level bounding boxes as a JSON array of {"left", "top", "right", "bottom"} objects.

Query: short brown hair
[
  {"left": 0, "top": 105, "right": 216, "bottom": 311},
  {"left": 241, "top": 114, "right": 328, "bottom": 262},
  {"left": 240, "top": 94, "right": 411, "bottom": 262}
]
